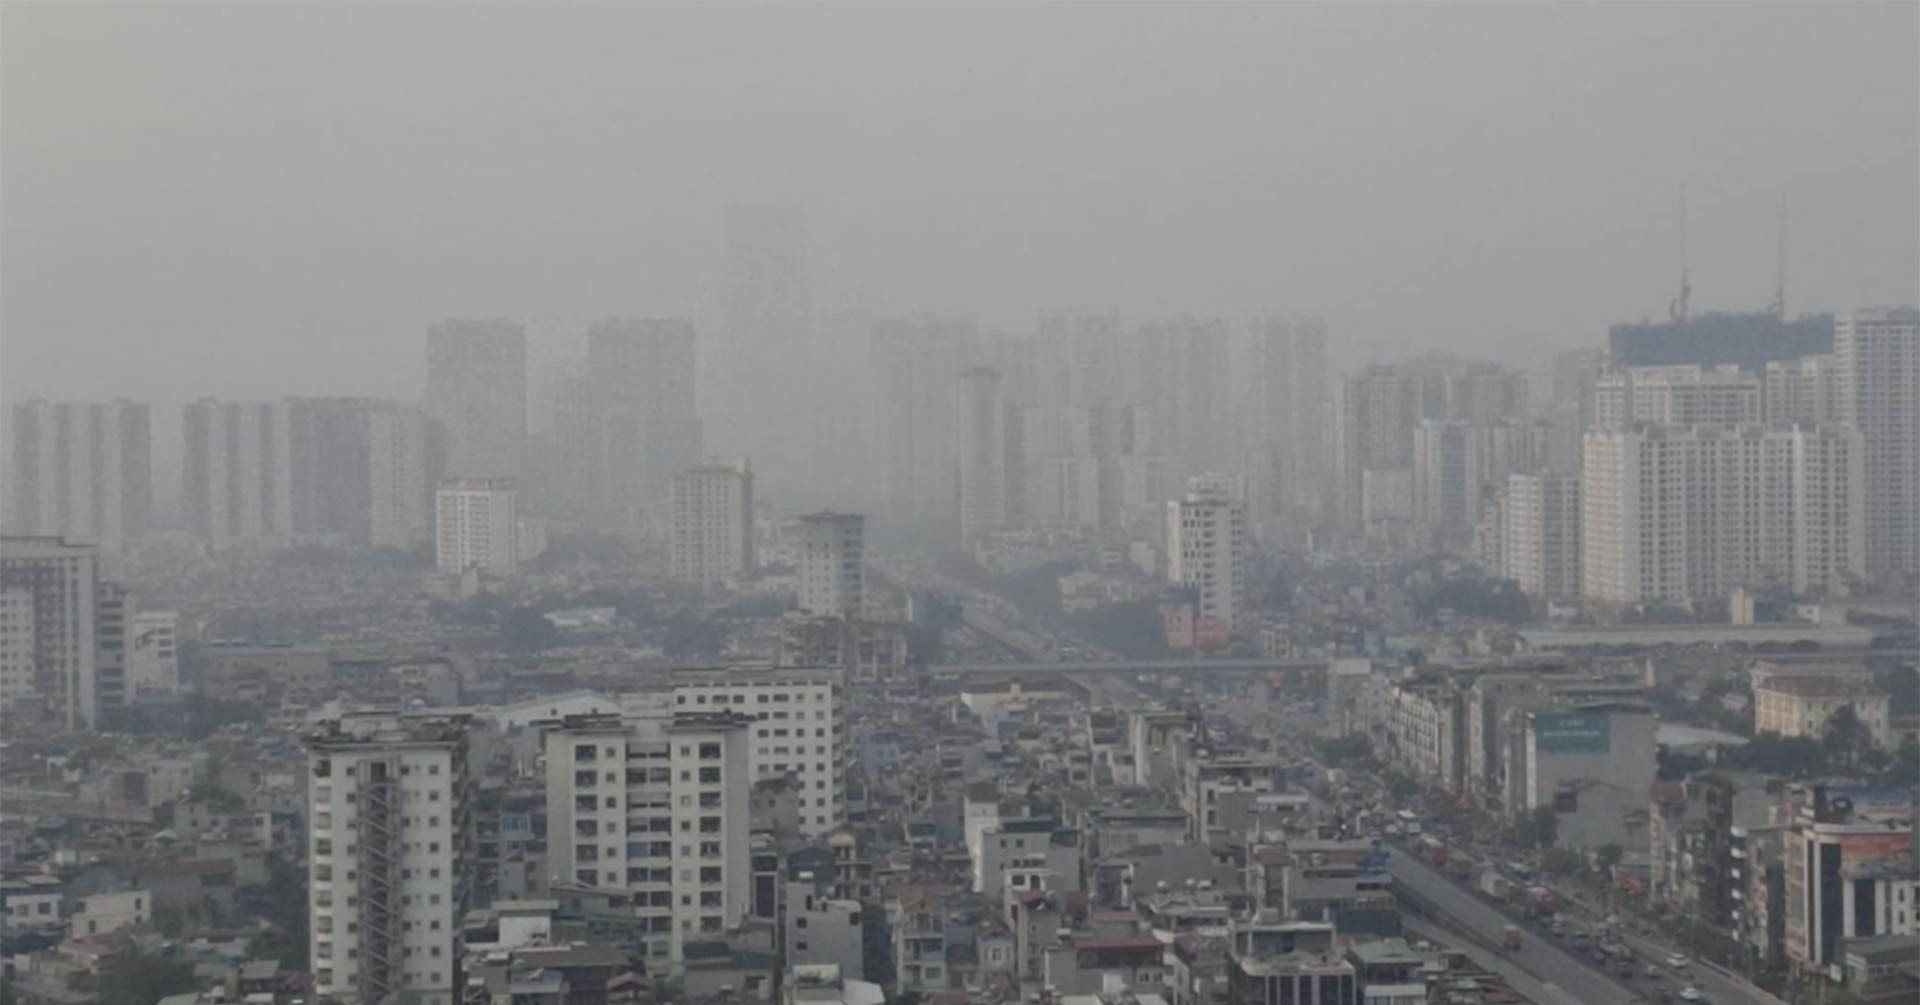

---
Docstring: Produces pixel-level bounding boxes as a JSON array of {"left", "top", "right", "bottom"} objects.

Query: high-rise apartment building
[
  {"left": 1762, "top": 354, "right": 1841, "bottom": 424},
  {"left": 182, "top": 399, "right": 294, "bottom": 551},
  {"left": 1130, "top": 318, "right": 1233, "bottom": 469},
  {"left": 1166, "top": 485, "right": 1248, "bottom": 638},
  {"left": 871, "top": 318, "right": 977, "bottom": 530},
  {"left": 958, "top": 367, "right": 1008, "bottom": 544},
  {"left": 670, "top": 666, "right": 845, "bottom": 837},
  {"left": 425, "top": 319, "right": 527, "bottom": 482},
  {"left": 0, "top": 587, "right": 35, "bottom": 718},
  {"left": 369, "top": 404, "right": 433, "bottom": 550},
  {"left": 7, "top": 400, "right": 151, "bottom": 553},
  {"left": 307, "top": 713, "right": 472, "bottom": 1004},
  {"left": 542, "top": 703, "right": 754, "bottom": 969},
  {"left": 434, "top": 479, "right": 518, "bottom": 576},
  {"left": 669, "top": 460, "right": 755, "bottom": 587},
  {"left": 1336, "top": 367, "right": 1424, "bottom": 529},
  {"left": 1834, "top": 308, "right": 1919, "bottom": 585},
  {"left": 1411, "top": 420, "right": 1549, "bottom": 536},
  {"left": 1592, "top": 364, "right": 1762, "bottom": 428},
  {"left": 586, "top": 318, "right": 702, "bottom": 532},
  {"left": 285, "top": 397, "right": 383, "bottom": 546},
  {"left": 1581, "top": 424, "right": 1864, "bottom": 606},
  {"left": 1499, "top": 472, "right": 1581, "bottom": 600},
  {"left": 1248, "top": 317, "right": 1328, "bottom": 530},
  {"left": 0, "top": 537, "right": 104, "bottom": 729},
  {"left": 794, "top": 512, "right": 864, "bottom": 618}
]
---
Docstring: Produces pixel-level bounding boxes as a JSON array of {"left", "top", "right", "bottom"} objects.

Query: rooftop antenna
[
  {"left": 1668, "top": 185, "right": 1692, "bottom": 325},
  {"left": 1769, "top": 195, "right": 1787, "bottom": 319}
]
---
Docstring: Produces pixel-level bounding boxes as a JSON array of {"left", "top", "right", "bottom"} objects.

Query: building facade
[
  {"left": 542, "top": 706, "right": 754, "bottom": 970},
  {"left": 1581, "top": 424, "right": 1865, "bottom": 606},
  {"left": 794, "top": 512, "right": 864, "bottom": 618},
  {"left": 0, "top": 536, "right": 101, "bottom": 729},
  {"left": 671, "top": 667, "right": 845, "bottom": 837},
  {"left": 1166, "top": 488, "right": 1248, "bottom": 640},
  {"left": 669, "top": 460, "right": 755, "bottom": 587},
  {"left": 307, "top": 713, "right": 473, "bottom": 1005},
  {"left": 434, "top": 479, "right": 518, "bottom": 576},
  {"left": 7, "top": 400, "right": 151, "bottom": 553},
  {"left": 1834, "top": 308, "right": 1919, "bottom": 585}
]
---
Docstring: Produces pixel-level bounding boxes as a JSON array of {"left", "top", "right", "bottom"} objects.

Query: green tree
[
  {"left": 1822, "top": 705, "right": 1874, "bottom": 775},
  {"left": 1881, "top": 735, "right": 1920, "bottom": 787},
  {"left": 97, "top": 953, "right": 196, "bottom": 1005}
]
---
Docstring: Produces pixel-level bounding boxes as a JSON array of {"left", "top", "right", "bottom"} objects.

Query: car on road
[
  {"left": 1678, "top": 986, "right": 1703, "bottom": 1002},
  {"left": 1666, "top": 953, "right": 1690, "bottom": 970}
]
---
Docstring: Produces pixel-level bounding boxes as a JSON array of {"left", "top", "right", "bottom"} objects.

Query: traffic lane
[
  {"left": 1389, "top": 851, "right": 1646, "bottom": 1005},
  {"left": 1402, "top": 916, "right": 1586, "bottom": 1005},
  {"left": 1619, "top": 933, "right": 1782, "bottom": 1005}
]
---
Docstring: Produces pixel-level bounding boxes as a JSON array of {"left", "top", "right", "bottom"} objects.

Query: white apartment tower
[
  {"left": 542, "top": 705, "right": 754, "bottom": 970},
  {"left": 1166, "top": 486, "right": 1249, "bottom": 637},
  {"left": 1591, "top": 365, "right": 1761, "bottom": 428},
  {"left": 182, "top": 399, "right": 294, "bottom": 551},
  {"left": 671, "top": 667, "right": 845, "bottom": 836},
  {"left": 306, "top": 713, "right": 472, "bottom": 1005},
  {"left": 1500, "top": 472, "right": 1581, "bottom": 600},
  {"left": 669, "top": 460, "right": 755, "bottom": 587},
  {"left": 7, "top": 400, "right": 152, "bottom": 553},
  {"left": 435, "top": 479, "right": 518, "bottom": 576},
  {"left": 794, "top": 512, "right": 865, "bottom": 618},
  {"left": 369, "top": 405, "right": 432, "bottom": 550},
  {"left": 1834, "top": 309, "right": 1919, "bottom": 585},
  {"left": 1581, "top": 424, "right": 1865, "bottom": 606},
  {"left": 0, "top": 536, "right": 100, "bottom": 729}
]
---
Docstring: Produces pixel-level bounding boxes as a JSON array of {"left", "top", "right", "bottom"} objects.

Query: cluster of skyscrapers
[{"left": 1479, "top": 308, "right": 1919, "bottom": 611}]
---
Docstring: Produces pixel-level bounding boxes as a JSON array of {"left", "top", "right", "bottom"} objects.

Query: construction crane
[
  {"left": 1668, "top": 184, "right": 1692, "bottom": 324},
  {"left": 1769, "top": 195, "right": 1787, "bottom": 319}
]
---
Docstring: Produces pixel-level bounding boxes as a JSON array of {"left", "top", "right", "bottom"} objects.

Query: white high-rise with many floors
[
  {"left": 1592, "top": 365, "right": 1761, "bottom": 428},
  {"left": 542, "top": 702, "right": 753, "bottom": 970},
  {"left": 794, "top": 512, "right": 864, "bottom": 618},
  {"left": 1166, "top": 484, "right": 1248, "bottom": 637},
  {"left": 1581, "top": 424, "right": 1864, "bottom": 606},
  {"left": 671, "top": 667, "right": 845, "bottom": 836},
  {"left": 182, "top": 399, "right": 294, "bottom": 551},
  {"left": 369, "top": 404, "right": 432, "bottom": 550},
  {"left": 435, "top": 479, "right": 518, "bottom": 576},
  {"left": 7, "top": 400, "right": 151, "bottom": 553},
  {"left": 669, "top": 460, "right": 755, "bottom": 587},
  {"left": 1834, "top": 309, "right": 1919, "bottom": 586},
  {"left": 1500, "top": 472, "right": 1582, "bottom": 600},
  {"left": 0, "top": 536, "right": 99, "bottom": 729},
  {"left": 307, "top": 713, "right": 471, "bottom": 1005}
]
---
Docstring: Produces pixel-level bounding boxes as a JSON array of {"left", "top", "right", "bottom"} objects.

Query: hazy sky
[{"left": 4, "top": 2, "right": 1916, "bottom": 407}]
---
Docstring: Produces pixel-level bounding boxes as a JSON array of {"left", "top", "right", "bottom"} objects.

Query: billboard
[
  {"left": 1839, "top": 833, "right": 1913, "bottom": 869},
  {"left": 1535, "top": 712, "right": 1610, "bottom": 753},
  {"left": 1814, "top": 786, "right": 1914, "bottom": 825}
]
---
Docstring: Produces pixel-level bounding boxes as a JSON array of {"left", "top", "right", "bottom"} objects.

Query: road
[
  {"left": 1402, "top": 916, "right": 1585, "bottom": 1005},
  {"left": 1389, "top": 848, "right": 1648, "bottom": 1005},
  {"left": 1394, "top": 846, "right": 1781, "bottom": 1005}
]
